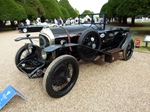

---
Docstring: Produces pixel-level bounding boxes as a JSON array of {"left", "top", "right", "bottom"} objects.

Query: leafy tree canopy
[
  {"left": 15, "top": 0, "right": 45, "bottom": 20},
  {"left": 59, "top": 6, "right": 70, "bottom": 19},
  {"left": 74, "top": 8, "right": 79, "bottom": 15},
  {"left": 59, "top": 0, "right": 78, "bottom": 18},
  {"left": 0, "top": 0, "right": 27, "bottom": 21},
  {"left": 116, "top": 0, "right": 148, "bottom": 17},
  {"left": 39, "top": 0, "right": 63, "bottom": 19},
  {"left": 82, "top": 10, "right": 94, "bottom": 15},
  {"left": 101, "top": 0, "right": 150, "bottom": 18},
  {"left": 107, "top": 0, "right": 121, "bottom": 18},
  {"left": 80, "top": 10, "right": 94, "bottom": 18}
]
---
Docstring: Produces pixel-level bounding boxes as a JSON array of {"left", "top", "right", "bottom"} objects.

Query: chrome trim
[
  {"left": 40, "top": 27, "right": 56, "bottom": 59},
  {"left": 41, "top": 49, "right": 47, "bottom": 60},
  {"left": 40, "top": 27, "right": 55, "bottom": 45}
]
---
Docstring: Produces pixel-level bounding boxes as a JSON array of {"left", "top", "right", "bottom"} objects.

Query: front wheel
[
  {"left": 15, "top": 44, "right": 35, "bottom": 73},
  {"left": 43, "top": 55, "right": 79, "bottom": 98},
  {"left": 123, "top": 39, "right": 134, "bottom": 60}
]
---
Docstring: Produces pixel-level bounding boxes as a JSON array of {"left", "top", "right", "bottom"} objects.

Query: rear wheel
[
  {"left": 43, "top": 55, "right": 79, "bottom": 98},
  {"left": 78, "top": 29, "right": 101, "bottom": 62},
  {"left": 123, "top": 39, "right": 134, "bottom": 60}
]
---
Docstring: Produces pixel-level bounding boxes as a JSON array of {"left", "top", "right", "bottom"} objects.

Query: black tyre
[
  {"left": 15, "top": 44, "right": 35, "bottom": 73},
  {"left": 78, "top": 29, "right": 101, "bottom": 62},
  {"left": 123, "top": 39, "right": 134, "bottom": 60},
  {"left": 43, "top": 55, "right": 79, "bottom": 98}
]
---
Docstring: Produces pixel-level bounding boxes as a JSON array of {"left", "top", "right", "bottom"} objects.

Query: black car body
[{"left": 15, "top": 13, "right": 134, "bottom": 98}]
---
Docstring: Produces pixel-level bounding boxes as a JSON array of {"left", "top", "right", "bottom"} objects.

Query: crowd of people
[
  {"left": 17, "top": 15, "right": 108, "bottom": 28},
  {"left": 53, "top": 15, "right": 108, "bottom": 26},
  {"left": 54, "top": 17, "right": 79, "bottom": 26}
]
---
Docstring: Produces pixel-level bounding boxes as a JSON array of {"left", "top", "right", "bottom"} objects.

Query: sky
[{"left": 68, "top": 0, "right": 108, "bottom": 14}]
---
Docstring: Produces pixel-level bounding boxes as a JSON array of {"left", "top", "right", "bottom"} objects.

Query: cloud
[{"left": 68, "top": 0, "right": 108, "bottom": 14}]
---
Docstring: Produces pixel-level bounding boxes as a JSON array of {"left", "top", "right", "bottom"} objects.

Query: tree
[
  {"left": 101, "top": 0, "right": 150, "bottom": 25},
  {"left": 15, "top": 0, "right": 45, "bottom": 20},
  {"left": 0, "top": 0, "right": 27, "bottom": 21},
  {"left": 100, "top": 2, "right": 111, "bottom": 18},
  {"left": 107, "top": 0, "right": 120, "bottom": 18},
  {"left": 74, "top": 8, "right": 79, "bottom": 15},
  {"left": 39, "top": 0, "right": 63, "bottom": 19},
  {"left": 100, "top": 3, "right": 107, "bottom": 13},
  {"left": 140, "top": 0, "right": 150, "bottom": 16},
  {"left": 79, "top": 10, "right": 94, "bottom": 19},
  {"left": 0, "top": 0, "right": 27, "bottom": 28},
  {"left": 82, "top": 10, "right": 94, "bottom": 15},
  {"left": 59, "top": 0, "right": 78, "bottom": 18},
  {"left": 116, "top": 0, "right": 150, "bottom": 24},
  {"left": 59, "top": 6, "right": 70, "bottom": 19}
]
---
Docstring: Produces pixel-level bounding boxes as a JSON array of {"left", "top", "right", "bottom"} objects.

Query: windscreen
[{"left": 78, "top": 13, "right": 106, "bottom": 30}]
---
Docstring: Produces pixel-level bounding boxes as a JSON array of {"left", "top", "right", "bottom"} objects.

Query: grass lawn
[{"left": 130, "top": 26, "right": 150, "bottom": 52}]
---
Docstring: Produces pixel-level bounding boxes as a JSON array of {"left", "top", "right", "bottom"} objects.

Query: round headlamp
[{"left": 41, "top": 49, "right": 47, "bottom": 60}]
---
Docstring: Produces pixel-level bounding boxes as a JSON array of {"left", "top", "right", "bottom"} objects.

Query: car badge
[{"left": 100, "top": 33, "right": 105, "bottom": 38}]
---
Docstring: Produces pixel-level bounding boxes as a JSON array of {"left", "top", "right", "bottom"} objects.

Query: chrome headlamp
[{"left": 41, "top": 49, "right": 47, "bottom": 60}]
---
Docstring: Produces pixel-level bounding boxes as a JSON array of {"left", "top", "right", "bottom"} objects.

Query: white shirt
[{"left": 26, "top": 19, "right": 30, "bottom": 25}]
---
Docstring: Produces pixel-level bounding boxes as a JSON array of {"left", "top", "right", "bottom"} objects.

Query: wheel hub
[{"left": 52, "top": 64, "right": 70, "bottom": 86}]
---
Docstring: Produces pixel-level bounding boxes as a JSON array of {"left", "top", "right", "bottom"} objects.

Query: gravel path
[{"left": 0, "top": 31, "right": 150, "bottom": 112}]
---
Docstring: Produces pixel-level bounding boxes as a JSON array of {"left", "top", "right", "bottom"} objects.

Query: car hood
[{"left": 50, "top": 24, "right": 98, "bottom": 38}]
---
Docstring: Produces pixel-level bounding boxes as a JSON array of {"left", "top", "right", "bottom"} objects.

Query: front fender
[{"left": 44, "top": 43, "right": 79, "bottom": 53}]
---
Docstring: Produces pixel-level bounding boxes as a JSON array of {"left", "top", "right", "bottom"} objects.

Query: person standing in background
[
  {"left": 57, "top": 17, "right": 63, "bottom": 26},
  {"left": 26, "top": 18, "right": 30, "bottom": 25}
]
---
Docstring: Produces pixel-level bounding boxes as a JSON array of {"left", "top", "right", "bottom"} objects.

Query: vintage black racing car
[{"left": 14, "top": 13, "right": 134, "bottom": 98}]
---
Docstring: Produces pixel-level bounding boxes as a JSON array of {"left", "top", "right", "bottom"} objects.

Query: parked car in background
[
  {"left": 18, "top": 22, "right": 58, "bottom": 33},
  {"left": 48, "top": 23, "right": 58, "bottom": 28}
]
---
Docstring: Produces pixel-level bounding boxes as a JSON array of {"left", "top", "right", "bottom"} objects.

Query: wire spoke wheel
[
  {"left": 15, "top": 45, "right": 36, "bottom": 73},
  {"left": 78, "top": 29, "right": 101, "bottom": 62},
  {"left": 43, "top": 55, "right": 79, "bottom": 98},
  {"left": 52, "top": 63, "right": 73, "bottom": 92}
]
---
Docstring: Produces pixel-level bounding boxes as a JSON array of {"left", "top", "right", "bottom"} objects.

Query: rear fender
[{"left": 120, "top": 32, "right": 133, "bottom": 49}]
